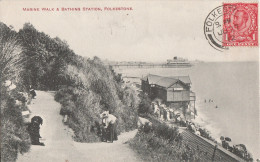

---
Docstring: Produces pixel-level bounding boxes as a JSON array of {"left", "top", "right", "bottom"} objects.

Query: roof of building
[
  {"left": 142, "top": 74, "right": 191, "bottom": 88},
  {"left": 170, "top": 76, "right": 191, "bottom": 84},
  {"left": 141, "top": 74, "right": 163, "bottom": 84},
  {"left": 155, "top": 77, "right": 178, "bottom": 88}
]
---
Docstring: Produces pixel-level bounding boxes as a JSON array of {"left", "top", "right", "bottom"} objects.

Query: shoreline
[
  {"left": 195, "top": 98, "right": 258, "bottom": 160},
  {"left": 116, "top": 62, "right": 259, "bottom": 159},
  {"left": 119, "top": 73, "right": 258, "bottom": 160},
  {"left": 191, "top": 99, "right": 223, "bottom": 143}
]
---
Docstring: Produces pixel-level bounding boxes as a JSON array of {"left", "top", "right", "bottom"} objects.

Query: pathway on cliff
[{"left": 17, "top": 91, "right": 141, "bottom": 162}]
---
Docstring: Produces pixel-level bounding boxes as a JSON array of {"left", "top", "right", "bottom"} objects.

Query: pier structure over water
[
  {"left": 107, "top": 57, "right": 195, "bottom": 68},
  {"left": 108, "top": 63, "right": 193, "bottom": 68}
]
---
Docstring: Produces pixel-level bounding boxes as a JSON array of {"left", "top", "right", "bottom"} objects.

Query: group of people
[
  {"left": 151, "top": 101, "right": 215, "bottom": 141},
  {"left": 186, "top": 121, "right": 216, "bottom": 141},
  {"left": 204, "top": 99, "right": 219, "bottom": 108},
  {"left": 205, "top": 99, "right": 213, "bottom": 103},
  {"left": 187, "top": 121, "right": 202, "bottom": 136},
  {"left": 99, "top": 111, "right": 118, "bottom": 143},
  {"left": 27, "top": 110, "right": 118, "bottom": 146},
  {"left": 152, "top": 102, "right": 188, "bottom": 124},
  {"left": 153, "top": 102, "right": 175, "bottom": 121},
  {"left": 220, "top": 137, "right": 253, "bottom": 161},
  {"left": 187, "top": 121, "right": 253, "bottom": 161},
  {"left": 25, "top": 85, "right": 119, "bottom": 145}
]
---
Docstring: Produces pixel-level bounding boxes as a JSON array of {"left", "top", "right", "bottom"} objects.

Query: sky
[{"left": 0, "top": 0, "right": 258, "bottom": 62}]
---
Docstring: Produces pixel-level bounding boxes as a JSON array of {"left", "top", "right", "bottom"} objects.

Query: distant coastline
[
  {"left": 115, "top": 62, "right": 259, "bottom": 160},
  {"left": 104, "top": 57, "right": 204, "bottom": 69}
]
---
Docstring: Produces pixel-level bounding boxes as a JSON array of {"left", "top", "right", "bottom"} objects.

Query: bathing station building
[{"left": 141, "top": 74, "right": 196, "bottom": 112}]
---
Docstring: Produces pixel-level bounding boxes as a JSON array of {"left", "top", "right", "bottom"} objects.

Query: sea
[{"left": 115, "top": 62, "right": 260, "bottom": 159}]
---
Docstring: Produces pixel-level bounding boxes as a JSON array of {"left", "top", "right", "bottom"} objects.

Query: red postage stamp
[{"left": 223, "top": 3, "right": 258, "bottom": 46}]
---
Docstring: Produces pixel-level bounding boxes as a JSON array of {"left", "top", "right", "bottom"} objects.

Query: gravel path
[{"left": 17, "top": 91, "right": 141, "bottom": 162}]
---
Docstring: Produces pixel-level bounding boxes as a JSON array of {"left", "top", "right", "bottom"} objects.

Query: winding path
[{"left": 17, "top": 91, "right": 141, "bottom": 162}]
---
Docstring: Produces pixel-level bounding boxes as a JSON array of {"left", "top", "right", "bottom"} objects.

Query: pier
[{"left": 108, "top": 63, "right": 193, "bottom": 68}]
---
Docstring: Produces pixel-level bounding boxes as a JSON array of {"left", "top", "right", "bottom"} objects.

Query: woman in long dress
[
  {"left": 106, "top": 113, "right": 117, "bottom": 143},
  {"left": 100, "top": 111, "right": 118, "bottom": 142}
]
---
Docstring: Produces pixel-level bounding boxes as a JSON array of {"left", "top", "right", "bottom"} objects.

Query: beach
[{"left": 115, "top": 61, "right": 259, "bottom": 159}]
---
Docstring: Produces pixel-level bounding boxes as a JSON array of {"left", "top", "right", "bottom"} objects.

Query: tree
[
  {"left": 0, "top": 23, "right": 24, "bottom": 85},
  {"left": 138, "top": 92, "right": 153, "bottom": 115}
]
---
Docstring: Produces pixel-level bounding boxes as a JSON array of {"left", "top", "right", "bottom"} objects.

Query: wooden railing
[{"left": 180, "top": 129, "right": 245, "bottom": 162}]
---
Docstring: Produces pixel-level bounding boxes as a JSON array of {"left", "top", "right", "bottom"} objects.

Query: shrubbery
[
  {"left": 17, "top": 23, "right": 77, "bottom": 90},
  {"left": 137, "top": 92, "right": 153, "bottom": 115},
  {"left": 54, "top": 57, "right": 139, "bottom": 142},
  {"left": 129, "top": 120, "right": 207, "bottom": 161},
  {"left": 55, "top": 86, "right": 102, "bottom": 142},
  {"left": 150, "top": 119, "right": 180, "bottom": 142},
  {"left": 0, "top": 21, "right": 139, "bottom": 161},
  {"left": 0, "top": 23, "right": 31, "bottom": 162},
  {"left": 0, "top": 22, "right": 139, "bottom": 144},
  {"left": 1, "top": 88, "right": 31, "bottom": 162}
]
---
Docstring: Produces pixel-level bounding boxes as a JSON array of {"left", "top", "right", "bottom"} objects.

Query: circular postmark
[{"left": 204, "top": 6, "right": 228, "bottom": 51}]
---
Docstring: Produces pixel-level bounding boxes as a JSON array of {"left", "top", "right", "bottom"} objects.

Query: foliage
[
  {"left": 55, "top": 58, "right": 139, "bottom": 142},
  {"left": 1, "top": 21, "right": 139, "bottom": 145},
  {"left": 17, "top": 23, "right": 76, "bottom": 90},
  {"left": 1, "top": 88, "right": 31, "bottom": 162},
  {"left": 151, "top": 119, "right": 180, "bottom": 142},
  {"left": 0, "top": 23, "right": 24, "bottom": 87},
  {"left": 0, "top": 23, "right": 31, "bottom": 162},
  {"left": 128, "top": 120, "right": 207, "bottom": 162},
  {"left": 137, "top": 92, "right": 153, "bottom": 115}
]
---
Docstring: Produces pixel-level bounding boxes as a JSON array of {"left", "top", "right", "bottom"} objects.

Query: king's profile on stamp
[
  {"left": 233, "top": 9, "right": 249, "bottom": 31},
  {"left": 223, "top": 3, "right": 258, "bottom": 46}
]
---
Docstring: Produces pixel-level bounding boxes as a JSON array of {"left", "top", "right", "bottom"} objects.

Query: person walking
[
  {"left": 106, "top": 111, "right": 117, "bottom": 143},
  {"left": 100, "top": 111, "right": 109, "bottom": 142},
  {"left": 100, "top": 110, "right": 118, "bottom": 143}
]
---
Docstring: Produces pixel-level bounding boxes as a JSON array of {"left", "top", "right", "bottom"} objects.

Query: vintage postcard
[{"left": 0, "top": 0, "right": 259, "bottom": 162}]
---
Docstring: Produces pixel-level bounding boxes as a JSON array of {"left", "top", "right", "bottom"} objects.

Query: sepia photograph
[{"left": 0, "top": 0, "right": 259, "bottom": 162}]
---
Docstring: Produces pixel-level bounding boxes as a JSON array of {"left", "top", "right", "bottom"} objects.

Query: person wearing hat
[
  {"left": 106, "top": 111, "right": 118, "bottom": 143},
  {"left": 100, "top": 111, "right": 109, "bottom": 142},
  {"left": 195, "top": 129, "right": 201, "bottom": 136}
]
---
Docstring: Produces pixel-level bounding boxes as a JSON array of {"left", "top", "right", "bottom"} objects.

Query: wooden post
[
  {"left": 211, "top": 144, "right": 217, "bottom": 162},
  {"left": 194, "top": 100, "right": 196, "bottom": 119}
]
